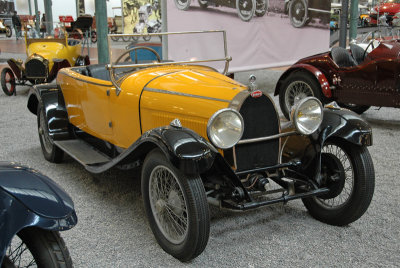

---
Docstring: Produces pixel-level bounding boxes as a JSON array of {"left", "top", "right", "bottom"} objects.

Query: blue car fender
[{"left": 0, "top": 162, "right": 77, "bottom": 260}]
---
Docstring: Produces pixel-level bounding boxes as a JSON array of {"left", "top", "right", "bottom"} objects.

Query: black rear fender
[{"left": 27, "top": 84, "right": 70, "bottom": 140}]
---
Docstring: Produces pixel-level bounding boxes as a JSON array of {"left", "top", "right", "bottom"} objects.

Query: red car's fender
[{"left": 275, "top": 63, "right": 332, "bottom": 98}]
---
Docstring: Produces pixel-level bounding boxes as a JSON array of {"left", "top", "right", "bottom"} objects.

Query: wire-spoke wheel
[
  {"left": 302, "top": 141, "right": 375, "bottom": 226},
  {"left": 289, "top": 0, "right": 309, "bottom": 28},
  {"left": 236, "top": 0, "right": 256, "bottom": 21},
  {"left": 174, "top": 0, "right": 191, "bottom": 10},
  {"left": 5, "top": 228, "right": 72, "bottom": 268},
  {"left": 279, "top": 71, "right": 321, "bottom": 120},
  {"left": 255, "top": 0, "right": 268, "bottom": 17},
  {"left": 1, "top": 68, "right": 16, "bottom": 96},
  {"left": 142, "top": 149, "right": 210, "bottom": 262}
]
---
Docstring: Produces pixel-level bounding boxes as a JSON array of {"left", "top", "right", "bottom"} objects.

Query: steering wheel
[
  {"left": 115, "top": 46, "right": 161, "bottom": 64},
  {"left": 362, "top": 39, "right": 378, "bottom": 60}
]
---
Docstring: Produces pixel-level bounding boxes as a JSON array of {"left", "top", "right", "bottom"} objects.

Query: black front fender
[
  {"left": 319, "top": 108, "right": 373, "bottom": 146},
  {"left": 282, "top": 108, "right": 372, "bottom": 176}
]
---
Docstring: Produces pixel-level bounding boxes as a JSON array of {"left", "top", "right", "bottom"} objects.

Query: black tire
[
  {"left": 279, "top": 71, "right": 322, "bottom": 120},
  {"left": 122, "top": 35, "right": 131, "bottom": 42},
  {"left": 110, "top": 35, "right": 120, "bottom": 41},
  {"left": 337, "top": 103, "right": 370, "bottom": 115},
  {"left": 141, "top": 148, "right": 210, "bottom": 262},
  {"left": 1, "top": 68, "right": 16, "bottom": 96},
  {"left": 237, "top": 0, "right": 256, "bottom": 22},
  {"left": 174, "top": 0, "right": 191, "bottom": 10},
  {"left": 302, "top": 141, "right": 375, "bottom": 226},
  {"left": 37, "top": 104, "right": 64, "bottom": 163},
  {"left": 255, "top": 0, "right": 268, "bottom": 17},
  {"left": 289, "top": 0, "right": 309, "bottom": 28},
  {"left": 5, "top": 228, "right": 72, "bottom": 268},
  {"left": 91, "top": 30, "right": 97, "bottom": 43},
  {"left": 5, "top": 25, "right": 12, "bottom": 38},
  {"left": 198, "top": 0, "right": 208, "bottom": 8},
  {"left": 143, "top": 35, "right": 151, "bottom": 41}
]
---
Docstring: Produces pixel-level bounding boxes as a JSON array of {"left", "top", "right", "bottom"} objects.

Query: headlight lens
[
  {"left": 207, "top": 108, "right": 244, "bottom": 149},
  {"left": 290, "top": 97, "right": 323, "bottom": 135}
]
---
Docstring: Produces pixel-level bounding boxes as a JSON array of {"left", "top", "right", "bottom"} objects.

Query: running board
[{"left": 54, "top": 139, "right": 111, "bottom": 165}]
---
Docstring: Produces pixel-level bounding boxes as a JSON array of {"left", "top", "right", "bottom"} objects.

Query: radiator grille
[
  {"left": 232, "top": 94, "right": 280, "bottom": 172},
  {"left": 25, "top": 58, "right": 48, "bottom": 78}
]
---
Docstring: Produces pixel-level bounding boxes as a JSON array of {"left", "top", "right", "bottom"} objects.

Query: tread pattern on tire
[
  {"left": 17, "top": 228, "right": 73, "bottom": 268},
  {"left": 302, "top": 141, "right": 375, "bottom": 226}
]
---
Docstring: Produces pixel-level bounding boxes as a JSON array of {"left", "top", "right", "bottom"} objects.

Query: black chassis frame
[{"left": 27, "top": 84, "right": 373, "bottom": 211}]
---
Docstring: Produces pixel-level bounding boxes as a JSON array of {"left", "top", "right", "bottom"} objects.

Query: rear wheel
[
  {"left": 255, "top": 0, "right": 268, "bottom": 17},
  {"left": 302, "top": 141, "right": 375, "bottom": 226},
  {"left": 279, "top": 71, "right": 321, "bottom": 120},
  {"left": 237, "top": 0, "right": 256, "bottom": 22},
  {"left": 289, "top": 0, "right": 309, "bottom": 27},
  {"left": 141, "top": 149, "right": 210, "bottom": 262},
  {"left": 174, "top": 0, "right": 191, "bottom": 10},
  {"left": 1, "top": 68, "right": 16, "bottom": 96},
  {"left": 5, "top": 228, "right": 72, "bottom": 268},
  {"left": 37, "top": 104, "right": 64, "bottom": 163},
  {"left": 198, "top": 0, "right": 208, "bottom": 8}
]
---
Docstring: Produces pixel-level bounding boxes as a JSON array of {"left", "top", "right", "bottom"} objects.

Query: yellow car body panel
[{"left": 58, "top": 65, "right": 247, "bottom": 149}]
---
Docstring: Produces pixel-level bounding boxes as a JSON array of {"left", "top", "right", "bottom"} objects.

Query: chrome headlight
[
  {"left": 290, "top": 97, "right": 323, "bottom": 135},
  {"left": 207, "top": 108, "right": 244, "bottom": 149}
]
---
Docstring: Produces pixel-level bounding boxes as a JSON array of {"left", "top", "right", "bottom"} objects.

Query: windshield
[{"left": 108, "top": 30, "right": 230, "bottom": 74}]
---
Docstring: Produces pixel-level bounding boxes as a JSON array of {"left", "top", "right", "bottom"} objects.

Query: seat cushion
[{"left": 331, "top": 47, "right": 357, "bottom": 68}]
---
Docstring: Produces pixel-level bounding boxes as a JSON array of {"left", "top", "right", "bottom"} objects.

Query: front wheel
[
  {"left": 174, "top": 0, "right": 191, "bottom": 10},
  {"left": 5, "top": 228, "right": 73, "bottom": 268},
  {"left": 1, "top": 68, "right": 16, "bottom": 96},
  {"left": 141, "top": 149, "right": 210, "bottom": 262},
  {"left": 279, "top": 71, "right": 322, "bottom": 120},
  {"left": 37, "top": 104, "right": 64, "bottom": 163},
  {"left": 237, "top": 0, "right": 256, "bottom": 21},
  {"left": 302, "top": 141, "right": 375, "bottom": 226},
  {"left": 289, "top": 0, "right": 309, "bottom": 28}
]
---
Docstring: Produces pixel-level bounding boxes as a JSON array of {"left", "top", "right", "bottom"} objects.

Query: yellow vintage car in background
[
  {"left": 1, "top": 31, "right": 89, "bottom": 96},
  {"left": 27, "top": 31, "right": 375, "bottom": 261}
]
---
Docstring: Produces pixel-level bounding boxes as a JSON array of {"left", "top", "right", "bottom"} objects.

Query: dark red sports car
[{"left": 275, "top": 39, "right": 400, "bottom": 119}]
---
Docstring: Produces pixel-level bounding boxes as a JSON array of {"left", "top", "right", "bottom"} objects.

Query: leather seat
[
  {"left": 331, "top": 47, "right": 357, "bottom": 68},
  {"left": 350, "top": 44, "right": 366, "bottom": 65},
  {"left": 86, "top": 64, "right": 110, "bottom": 81}
]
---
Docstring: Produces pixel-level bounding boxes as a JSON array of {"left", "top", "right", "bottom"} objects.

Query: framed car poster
[{"left": 167, "top": 0, "right": 331, "bottom": 72}]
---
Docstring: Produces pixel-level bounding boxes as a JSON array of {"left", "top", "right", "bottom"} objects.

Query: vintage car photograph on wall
[
  {"left": 1, "top": 31, "right": 90, "bottom": 96},
  {"left": 284, "top": 0, "right": 331, "bottom": 28},
  {"left": 275, "top": 38, "right": 400, "bottom": 119},
  {"left": 174, "top": 0, "right": 268, "bottom": 21},
  {"left": 27, "top": 30, "right": 375, "bottom": 262}
]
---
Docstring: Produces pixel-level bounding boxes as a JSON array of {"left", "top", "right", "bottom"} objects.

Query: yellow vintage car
[
  {"left": 1, "top": 31, "right": 89, "bottom": 96},
  {"left": 27, "top": 31, "right": 375, "bottom": 261}
]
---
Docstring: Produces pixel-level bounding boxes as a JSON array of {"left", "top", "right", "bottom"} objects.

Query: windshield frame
[{"left": 106, "top": 30, "right": 232, "bottom": 96}]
